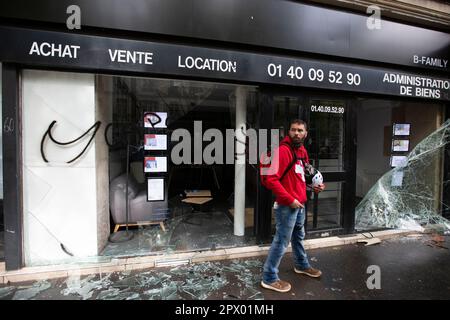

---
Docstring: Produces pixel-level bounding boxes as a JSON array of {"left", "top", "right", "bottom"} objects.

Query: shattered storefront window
[
  {"left": 103, "top": 76, "right": 259, "bottom": 259},
  {"left": 101, "top": 213, "right": 252, "bottom": 258},
  {"left": 356, "top": 120, "right": 450, "bottom": 232},
  {"left": 21, "top": 71, "right": 257, "bottom": 267}
]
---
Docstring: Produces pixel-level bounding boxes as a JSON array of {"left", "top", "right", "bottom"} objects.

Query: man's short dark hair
[{"left": 290, "top": 119, "right": 308, "bottom": 131}]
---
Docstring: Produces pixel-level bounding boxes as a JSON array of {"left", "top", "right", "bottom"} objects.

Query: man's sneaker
[
  {"left": 294, "top": 267, "right": 322, "bottom": 278},
  {"left": 260, "top": 280, "right": 292, "bottom": 293}
]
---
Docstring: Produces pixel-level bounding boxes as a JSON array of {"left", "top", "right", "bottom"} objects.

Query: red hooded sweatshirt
[{"left": 265, "top": 136, "right": 310, "bottom": 206}]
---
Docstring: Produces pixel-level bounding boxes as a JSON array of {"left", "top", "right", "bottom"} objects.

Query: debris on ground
[
  {"left": 0, "top": 258, "right": 264, "bottom": 300},
  {"left": 426, "top": 234, "right": 448, "bottom": 250},
  {"left": 406, "top": 233, "right": 424, "bottom": 239},
  {"left": 12, "top": 280, "right": 52, "bottom": 300},
  {"left": 357, "top": 238, "right": 381, "bottom": 246}
]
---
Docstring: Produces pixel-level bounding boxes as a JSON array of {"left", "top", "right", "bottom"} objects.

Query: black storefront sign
[
  {"left": 0, "top": 26, "right": 449, "bottom": 101},
  {"left": 0, "top": 0, "right": 448, "bottom": 71}
]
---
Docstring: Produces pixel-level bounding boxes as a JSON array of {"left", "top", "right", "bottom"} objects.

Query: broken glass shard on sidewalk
[
  {"left": 62, "top": 273, "right": 113, "bottom": 300},
  {"left": 0, "top": 286, "right": 16, "bottom": 299},
  {"left": 356, "top": 120, "right": 450, "bottom": 232},
  {"left": 12, "top": 280, "right": 51, "bottom": 300}
]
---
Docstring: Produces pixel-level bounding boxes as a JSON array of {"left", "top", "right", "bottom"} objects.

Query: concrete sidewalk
[{"left": 0, "top": 232, "right": 449, "bottom": 300}]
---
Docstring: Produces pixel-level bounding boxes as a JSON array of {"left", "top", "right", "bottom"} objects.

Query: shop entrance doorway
[
  {"left": 305, "top": 95, "right": 356, "bottom": 235},
  {"left": 256, "top": 89, "right": 356, "bottom": 241}
]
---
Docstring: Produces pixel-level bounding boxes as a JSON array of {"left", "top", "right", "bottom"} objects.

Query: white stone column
[
  {"left": 95, "top": 76, "right": 112, "bottom": 254},
  {"left": 234, "top": 87, "right": 247, "bottom": 236}
]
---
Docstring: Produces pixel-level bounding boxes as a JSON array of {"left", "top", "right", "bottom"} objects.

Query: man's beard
[{"left": 291, "top": 137, "right": 304, "bottom": 148}]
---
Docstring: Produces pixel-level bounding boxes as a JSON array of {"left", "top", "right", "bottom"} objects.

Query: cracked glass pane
[{"left": 356, "top": 120, "right": 450, "bottom": 232}]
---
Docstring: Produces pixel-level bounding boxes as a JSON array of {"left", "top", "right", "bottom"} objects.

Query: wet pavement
[
  {"left": 267, "top": 233, "right": 450, "bottom": 300},
  {"left": 1, "top": 233, "right": 449, "bottom": 300}
]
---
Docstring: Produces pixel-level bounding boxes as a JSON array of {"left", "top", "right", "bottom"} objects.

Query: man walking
[{"left": 261, "top": 119, "right": 325, "bottom": 293}]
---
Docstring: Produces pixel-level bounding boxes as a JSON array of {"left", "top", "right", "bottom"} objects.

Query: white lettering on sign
[
  {"left": 178, "top": 56, "right": 237, "bottom": 73},
  {"left": 415, "top": 87, "right": 441, "bottom": 99},
  {"left": 29, "top": 42, "right": 80, "bottom": 59},
  {"left": 108, "top": 49, "right": 153, "bottom": 65},
  {"left": 383, "top": 72, "right": 449, "bottom": 99},
  {"left": 413, "top": 55, "right": 448, "bottom": 68},
  {"left": 311, "top": 104, "right": 345, "bottom": 114},
  {"left": 266, "top": 63, "right": 361, "bottom": 87}
]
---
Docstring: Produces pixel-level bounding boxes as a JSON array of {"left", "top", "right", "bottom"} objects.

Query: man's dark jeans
[{"left": 263, "top": 205, "right": 310, "bottom": 284}]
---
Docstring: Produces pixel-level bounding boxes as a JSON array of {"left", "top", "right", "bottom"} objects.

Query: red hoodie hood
[{"left": 264, "top": 135, "right": 310, "bottom": 205}]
